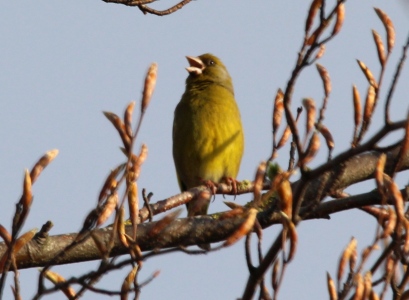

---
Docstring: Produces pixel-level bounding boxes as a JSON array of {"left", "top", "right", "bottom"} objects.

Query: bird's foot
[
  {"left": 201, "top": 179, "right": 218, "bottom": 200},
  {"left": 225, "top": 177, "right": 239, "bottom": 199}
]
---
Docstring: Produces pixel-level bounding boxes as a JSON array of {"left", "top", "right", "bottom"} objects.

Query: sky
[{"left": 1, "top": 0, "right": 409, "bottom": 299}]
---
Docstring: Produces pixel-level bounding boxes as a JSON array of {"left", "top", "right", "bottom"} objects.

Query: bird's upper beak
[{"left": 186, "top": 56, "right": 205, "bottom": 75}]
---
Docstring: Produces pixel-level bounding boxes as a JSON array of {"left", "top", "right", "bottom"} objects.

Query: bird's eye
[{"left": 208, "top": 60, "right": 215, "bottom": 66}]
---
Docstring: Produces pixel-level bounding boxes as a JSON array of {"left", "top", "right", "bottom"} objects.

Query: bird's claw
[
  {"left": 202, "top": 179, "right": 218, "bottom": 200},
  {"left": 226, "top": 177, "right": 239, "bottom": 199}
]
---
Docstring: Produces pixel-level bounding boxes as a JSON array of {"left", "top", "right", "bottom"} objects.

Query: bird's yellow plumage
[{"left": 172, "top": 53, "right": 244, "bottom": 217}]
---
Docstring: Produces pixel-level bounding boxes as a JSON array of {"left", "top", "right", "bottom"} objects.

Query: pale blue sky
[{"left": 1, "top": 1, "right": 409, "bottom": 299}]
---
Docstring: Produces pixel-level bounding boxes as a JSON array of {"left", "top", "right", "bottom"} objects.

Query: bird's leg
[{"left": 199, "top": 178, "right": 240, "bottom": 199}]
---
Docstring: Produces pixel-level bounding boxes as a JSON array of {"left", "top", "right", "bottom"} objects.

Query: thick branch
[
  {"left": 1, "top": 143, "right": 408, "bottom": 271},
  {"left": 0, "top": 215, "right": 249, "bottom": 270}
]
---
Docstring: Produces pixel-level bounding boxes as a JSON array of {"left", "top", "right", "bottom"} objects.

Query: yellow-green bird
[{"left": 172, "top": 53, "right": 244, "bottom": 217}]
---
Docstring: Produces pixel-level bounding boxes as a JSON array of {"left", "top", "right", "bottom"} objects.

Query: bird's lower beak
[{"left": 186, "top": 56, "right": 205, "bottom": 75}]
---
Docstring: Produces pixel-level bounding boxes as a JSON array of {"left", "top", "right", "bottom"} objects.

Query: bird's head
[{"left": 185, "top": 53, "right": 233, "bottom": 91}]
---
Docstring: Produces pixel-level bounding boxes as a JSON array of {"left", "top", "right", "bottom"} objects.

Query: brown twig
[{"left": 385, "top": 32, "right": 409, "bottom": 124}]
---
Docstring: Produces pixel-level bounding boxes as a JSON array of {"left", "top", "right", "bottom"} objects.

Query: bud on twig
[
  {"left": 277, "top": 126, "right": 291, "bottom": 149},
  {"left": 302, "top": 98, "right": 316, "bottom": 136},
  {"left": 305, "top": 0, "right": 323, "bottom": 35},
  {"left": 363, "top": 85, "right": 376, "bottom": 126},
  {"left": 121, "top": 266, "right": 138, "bottom": 300},
  {"left": 300, "top": 132, "right": 320, "bottom": 165},
  {"left": 374, "top": 8, "right": 395, "bottom": 53},
  {"left": 273, "top": 89, "right": 284, "bottom": 134},
  {"left": 124, "top": 101, "right": 136, "bottom": 138},
  {"left": 43, "top": 269, "right": 76, "bottom": 298},
  {"left": 352, "top": 85, "right": 362, "bottom": 130},
  {"left": 141, "top": 63, "right": 158, "bottom": 114},
  {"left": 372, "top": 30, "right": 386, "bottom": 66},
  {"left": 316, "top": 64, "right": 331, "bottom": 97},
  {"left": 316, "top": 123, "right": 334, "bottom": 152},
  {"left": 30, "top": 149, "right": 59, "bottom": 184},
  {"left": 332, "top": 3, "right": 345, "bottom": 36},
  {"left": 224, "top": 208, "right": 258, "bottom": 247},
  {"left": 103, "top": 111, "right": 132, "bottom": 151},
  {"left": 326, "top": 272, "right": 338, "bottom": 300},
  {"left": 128, "top": 181, "right": 139, "bottom": 240},
  {"left": 315, "top": 44, "right": 326, "bottom": 60},
  {"left": 357, "top": 60, "right": 378, "bottom": 88},
  {"left": 97, "top": 193, "right": 118, "bottom": 227},
  {"left": 253, "top": 161, "right": 266, "bottom": 205}
]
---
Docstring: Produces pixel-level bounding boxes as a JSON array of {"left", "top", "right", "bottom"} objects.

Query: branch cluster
[{"left": 1, "top": 1, "right": 409, "bottom": 299}]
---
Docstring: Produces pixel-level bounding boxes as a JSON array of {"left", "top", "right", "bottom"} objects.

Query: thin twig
[{"left": 385, "top": 32, "right": 409, "bottom": 124}]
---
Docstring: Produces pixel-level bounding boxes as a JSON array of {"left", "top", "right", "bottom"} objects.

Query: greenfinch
[{"left": 172, "top": 53, "right": 244, "bottom": 217}]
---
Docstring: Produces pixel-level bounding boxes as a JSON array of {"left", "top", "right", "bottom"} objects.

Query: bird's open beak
[{"left": 186, "top": 56, "right": 205, "bottom": 75}]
